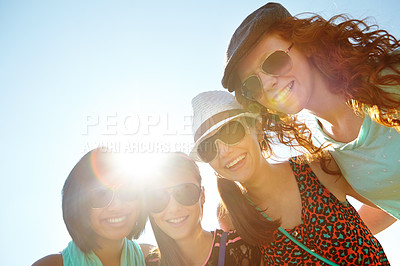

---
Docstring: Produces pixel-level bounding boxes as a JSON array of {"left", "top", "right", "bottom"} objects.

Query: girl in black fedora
[{"left": 221, "top": 2, "right": 400, "bottom": 225}]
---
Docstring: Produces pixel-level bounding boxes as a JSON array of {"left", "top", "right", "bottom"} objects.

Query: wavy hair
[{"left": 235, "top": 13, "right": 400, "bottom": 163}]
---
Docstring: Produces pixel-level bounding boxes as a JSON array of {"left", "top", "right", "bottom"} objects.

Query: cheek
[
  {"left": 89, "top": 210, "right": 102, "bottom": 232},
  {"left": 150, "top": 212, "right": 165, "bottom": 227}
]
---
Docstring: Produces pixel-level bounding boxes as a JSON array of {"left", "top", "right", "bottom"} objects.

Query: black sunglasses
[
  {"left": 88, "top": 185, "right": 139, "bottom": 209},
  {"left": 197, "top": 119, "right": 251, "bottom": 163},
  {"left": 145, "top": 183, "right": 201, "bottom": 213},
  {"left": 241, "top": 43, "right": 294, "bottom": 101}
]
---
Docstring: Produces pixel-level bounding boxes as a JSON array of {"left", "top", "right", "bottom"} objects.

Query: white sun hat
[{"left": 189, "top": 90, "right": 259, "bottom": 162}]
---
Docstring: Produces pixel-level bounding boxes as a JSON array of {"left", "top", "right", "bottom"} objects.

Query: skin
[
  {"left": 149, "top": 170, "right": 214, "bottom": 266},
  {"left": 236, "top": 33, "right": 364, "bottom": 143},
  {"left": 210, "top": 120, "right": 379, "bottom": 230},
  {"left": 236, "top": 33, "right": 396, "bottom": 228},
  {"left": 32, "top": 172, "right": 140, "bottom": 266},
  {"left": 89, "top": 177, "right": 140, "bottom": 266}
]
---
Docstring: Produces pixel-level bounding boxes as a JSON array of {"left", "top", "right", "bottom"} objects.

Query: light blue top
[
  {"left": 312, "top": 114, "right": 400, "bottom": 219},
  {"left": 62, "top": 238, "right": 145, "bottom": 266}
]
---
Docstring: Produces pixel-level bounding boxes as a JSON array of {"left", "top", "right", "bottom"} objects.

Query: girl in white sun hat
[{"left": 190, "top": 90, "right": 388, "bottom": 265}]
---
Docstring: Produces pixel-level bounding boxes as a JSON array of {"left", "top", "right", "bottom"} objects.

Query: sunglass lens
[
  {"left": 217, "top": 121, "right": 246, "bottom": 144},
  {"left": 262, "top": 50, "right": 292, "bottom": 76},
  {"left": 89, "top": 188, "right": 113, "bottom": 208},
  {"left": 118, "top": 186, "right": 139, "bottom": 202},
  {"left": 242, "top": 75, "right": 262, "bottom": 100},
  {"left": 146, "top": 189, "right": 170, "bottom": 213},
  {"left": 174, "top": 183, "right": 201, "bottom": 206},
  {"left": 198, "top": 137, "right": 218, "bottom": 163}
]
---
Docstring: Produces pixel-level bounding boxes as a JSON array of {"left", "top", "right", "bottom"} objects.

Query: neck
[
  {"left": 308, "top": 99, "right": 363, "bottom": 142},
  {"left": 242, "top": 159, "right": 283, "bottom": 204},
  {"left": 302, "top": 78, "right": 364, "bottom": 142},
  {"left": 93, "top": 238, "right": 125, "bottom": 266},
  {"left": 175, "top": 227, "right": 213, "bottom": 266}
]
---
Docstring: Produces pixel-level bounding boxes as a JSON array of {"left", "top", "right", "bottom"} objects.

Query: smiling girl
[
  {"left": 144, "top": 152, "right": 262, "bottom": 265},
  {"left": 190, "top": 90, "right": 388, "bottom": 265},
  {"left": 221, "top": 2, "right": 400, "bottom": 223},
  {"left": 33, "top": 148, "right": 147, "bottom": 266}
]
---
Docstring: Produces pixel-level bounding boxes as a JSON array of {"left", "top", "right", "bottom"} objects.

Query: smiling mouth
[
  {"left": 106, "top": 215, "right": 128, "bottom": 224},
  {"left": 226, "top": 154, "right": 246, "bottom": 169},
  {"left": 167, "top": 216, "right": 188, "bottom": 224},
  {"left": 272, "top": 81, "right": 293, "bottom": 103}
]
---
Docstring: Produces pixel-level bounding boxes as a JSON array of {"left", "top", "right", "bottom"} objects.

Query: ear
[{"left": 201, "top": 186, "right": 205, "bottom": 205}]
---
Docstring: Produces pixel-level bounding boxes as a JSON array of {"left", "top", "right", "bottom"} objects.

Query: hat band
[{"left": 194, "top": 109, "right": 244, "bottom": 142}]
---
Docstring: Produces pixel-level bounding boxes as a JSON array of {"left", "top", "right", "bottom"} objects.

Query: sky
[{"left": 1, "top": 0, "right": 399, "bottom": 265}]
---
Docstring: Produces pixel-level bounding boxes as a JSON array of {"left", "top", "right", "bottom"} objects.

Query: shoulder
[
  {"left": 139, "top": 243, "right": 157, "bottom": 258},
  {"left": 145, "top": 251, "right": 160, "bottom": 266},
  {"left": 220, "top": 230, "right": 262, "bottom": 264},
  {"left": 32, "top": 254, "right": 63, "bottom": 266}
]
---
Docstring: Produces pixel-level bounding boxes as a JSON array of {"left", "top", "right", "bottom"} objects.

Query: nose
[
  {"left": 215, "top": 139, "right": 232, "bottom": 158},
  {"left": 258, "top": 71, "right": 278, "bottom": 91},
  {"left": 106, "top": 195, "right": 123, "bottom": 210},
  {"left": 165, "top": 195, "right": 183, "bottom": 212}
]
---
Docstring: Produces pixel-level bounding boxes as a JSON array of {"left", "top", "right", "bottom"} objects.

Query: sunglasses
[
  {"left": 88, "top": 185, "right": 139, "bottom": 209},
  {"left": 197, "top": 119, "right": 251, "bottom": 163},
  {"left": 146, "top": 183, "right": 201, "bottom": 213},
  {"left": 241, "top": 43, "right": 294, "bottom": 101}
]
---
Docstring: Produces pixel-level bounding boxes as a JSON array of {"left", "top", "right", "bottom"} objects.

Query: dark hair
[
  {"left": 62, "top": 148, "right": 147, "bottom": 253},
  {"left": 146, "top": 152, "right": 202, "bottom": 266}
]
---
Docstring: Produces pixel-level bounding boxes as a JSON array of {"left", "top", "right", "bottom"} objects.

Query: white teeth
[
  {"left": 167, "top": 217, "right": 186, "bottom": 224},
  {"left": 226, "top": 154, "right": 245, "bottom": 169},
  {"left": 273, "top": 81, "right": 293, "bottom": 102},
  {"left": 107, "top": 216, "right": 127, "bottom": 223}
]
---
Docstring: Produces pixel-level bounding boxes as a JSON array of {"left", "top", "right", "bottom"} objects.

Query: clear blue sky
[{"left": 1, "top": 1, "right": 399, "bottom": 265}]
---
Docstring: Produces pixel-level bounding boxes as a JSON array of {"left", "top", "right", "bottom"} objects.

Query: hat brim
[{"left": 190, "top": 112, "right": 259, "bottom": 162}]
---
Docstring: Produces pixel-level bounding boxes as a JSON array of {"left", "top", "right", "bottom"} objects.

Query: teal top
[
  {"left": 62, "top": 238, "right": 145, "bottom": 266},
  {"left": 312, "top": 114, "right": 400, "bottom": 219}
]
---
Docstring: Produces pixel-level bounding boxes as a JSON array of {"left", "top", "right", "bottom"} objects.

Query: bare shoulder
[
  {"left": 308, "top": 159, "right": 349, "bottom": 201},
  {"left": 32, "top": 254, "right": 63, "bottom": 266}
]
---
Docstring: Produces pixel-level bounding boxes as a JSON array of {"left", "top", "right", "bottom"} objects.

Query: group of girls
[{"left": 33, "top": 2, "right": 399, "bottom": 265}]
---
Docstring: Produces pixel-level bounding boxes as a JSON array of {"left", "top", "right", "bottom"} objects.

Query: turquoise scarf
[{"left": 62, "top": 238, "right": 145, "bottom": 266}]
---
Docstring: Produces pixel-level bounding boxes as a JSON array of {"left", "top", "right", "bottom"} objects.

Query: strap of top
[{"left": 218, "top": 231, "right": 228, "bottom": 266}]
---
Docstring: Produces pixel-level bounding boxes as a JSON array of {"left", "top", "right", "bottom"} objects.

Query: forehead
[
  {"left": 152, "top": 169, "right": 200, "bottom": 189},
  {"left": 236, "top": 34, "right": 290, "bottom": 79}
]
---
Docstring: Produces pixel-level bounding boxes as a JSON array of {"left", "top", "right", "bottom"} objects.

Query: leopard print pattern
[{"left": 260, "top": 158, "right": 389, "bottom": 265}]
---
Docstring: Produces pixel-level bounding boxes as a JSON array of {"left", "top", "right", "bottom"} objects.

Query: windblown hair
[
  {"left": 235, "top": 13, "right": 400, "bottom": 161},
  {"left": 62, "top": 148, "right": 147, "bottom": 253},
  {"left": 147, "top": 152, "right": 202, "bottom": 266}
]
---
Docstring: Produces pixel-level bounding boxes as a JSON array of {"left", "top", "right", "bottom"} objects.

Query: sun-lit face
[
  {"left": 149, "top": 170, "right": 204, "bottom": 242},
  {"left": 209, "top": 125, "right": 264, "bottom": 184},
  {"left": 236, "top": 34, "right": 319, "bottom": 114},
  {"left": 89, "top": 172, "right": 141, "bottom": 243}
]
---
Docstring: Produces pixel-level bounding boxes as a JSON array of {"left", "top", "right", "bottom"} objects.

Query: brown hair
[
  {"left": 217, "top": 177, "right": 280, "bottom": 245},
  {"left": 146, "top": 152, "right": 202, "bottom": 266}
]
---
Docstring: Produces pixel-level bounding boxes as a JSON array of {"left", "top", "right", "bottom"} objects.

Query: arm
[
  {"left": 357, "top": 204, "right": 397, "bottom": 235},
  {"left": 311, "top": 160, "right": 397, "bottom": 234},
  {"left": 32, "top": 254, "right": 63, "bottom": 266}
]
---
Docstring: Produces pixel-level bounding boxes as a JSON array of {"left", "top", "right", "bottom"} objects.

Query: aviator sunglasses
[
  {"left": 146, "top": 183, "right": 202, "bottom": 213},
  {"left": 241, "top": 43, "right": 294, "bottom": 101},
  {"left": 88, "top": 185, "right": 139, "bottom": 209},
  {"left": 197, "top": 118, "right": 253, "bottom": 163}
]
